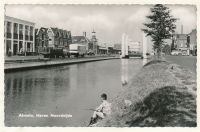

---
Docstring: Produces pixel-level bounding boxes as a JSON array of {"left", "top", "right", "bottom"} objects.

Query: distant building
[
  {"left": 97, "top": 43, "right": 107, "bottom": 54},
  {"left": 128, "top": 41, "right": 140, "bottom": 53},
  {"left": 67, "top": 31, "right": 72, "bottom": 46},
  {"left": 113, "top": 44, "right": 121, "bottom": 54},
  {"left": 175, "top": 34, "right": 189, "bottom": 55},
  {"left": 171, "top": 26, "right": 196, "bottom": 55},
  {"left": 72, "top": 32, "right": 94, "bottom": 53},
  {"left": 4, "top": 15, "right": 35, "bottom": 56},
  {"left": 108, "top": 45, "right": 114, "bottom": 54},
  {"left": 188, "top": 29, "right": 197, "bottom": 55},
  {"left": 91, "top": 30, "right": 98, "bottom": 54},
  {"left": 112, "top": 41, "right": 140, "bottom": 54}
]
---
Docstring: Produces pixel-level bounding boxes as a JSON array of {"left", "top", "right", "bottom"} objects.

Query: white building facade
[
  {"left": 4, "top": 16, "right": 35, "bottom": 56},
  {"left": 128, "top": 41, "right": 140, "bottom": 53}
]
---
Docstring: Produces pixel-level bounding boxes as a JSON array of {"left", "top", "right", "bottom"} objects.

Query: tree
[
  {"left": 162, "top": 44, "right": 171, "bottom": 55},
  {"left": 141, "top": 4, "right": 178, "bottom": 58},
  {"left": 171, "top": 39, "right": 175, "bottom": 51}
]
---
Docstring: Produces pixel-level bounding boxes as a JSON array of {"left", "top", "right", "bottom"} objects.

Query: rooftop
[
  {"left": 5, "top": 15, "right": 35, "bottom": 26},
  {"left": 72, "top": 36, "right": 91, "bottom": 43},
  {"left": 176, "top": 34, "right": 187, "bottom": 39}
]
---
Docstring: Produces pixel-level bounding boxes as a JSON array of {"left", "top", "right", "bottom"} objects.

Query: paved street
[{"left": 163, "top": 55, "right": 197, "bottom": 74}]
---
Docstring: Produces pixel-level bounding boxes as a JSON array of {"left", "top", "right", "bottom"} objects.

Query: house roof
[
  {"left": 35, "top": 27, "right": 48, "bottom": 35},
  {"left": 63, "top": 30, "right": 68, "bottom": 38},
  {"left": 189, "top": 29, "right": 197, "bottom": 44},
  {"left": 84, "top": 36, "right": 92, "bottom": 43},
  {"left": 58, "top": 29, "right": 63, "bottom": 37},
  {"left": 50, "top": 27, "right": 58, "bottom": 35},
  {"left": 176, "top": 34, "right": 187, "bottom": 39},
  {"left": 35, "top": 29, "right": 38, "bottom": 34},
  {"left": 47, "top": 27, "right": 71, "bottom": 38},
  {"left": 67, "top": 31, "right": 71, "bottom": 38},
  {"left": 72, "top": 36, "right": 91, "bottom": 43},
  {"left": 72, "top": 36, "right": 86, "bottom": 43},
  {"left": 189, "top": 29, "right": 197, "bottom": 35}
]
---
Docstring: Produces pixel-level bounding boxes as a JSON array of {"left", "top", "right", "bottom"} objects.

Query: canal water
[{"left": 5, "top": 58, "right": 147, "bottom": 126}]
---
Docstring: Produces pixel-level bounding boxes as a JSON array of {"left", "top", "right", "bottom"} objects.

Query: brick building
[
  {"left": 47, "top": 27, "right": 72, "bottom": 48},
  {"left": 188, "top": 29, "right": 197, "bottom": 55},
  {"left": 172, "top": 29, "right": 197, "bottom": 55},
  {"left": 35, "top": 27, "right": 49, "bottom": 54}
]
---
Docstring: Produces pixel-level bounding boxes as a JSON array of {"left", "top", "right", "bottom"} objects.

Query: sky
[{"left": 5, "top": 5, "right": 196, "bottom": 53}]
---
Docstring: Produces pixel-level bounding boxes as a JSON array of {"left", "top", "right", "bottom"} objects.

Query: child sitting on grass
[{"left": 88, "top": 93, "right": 111, "bottom": 126}]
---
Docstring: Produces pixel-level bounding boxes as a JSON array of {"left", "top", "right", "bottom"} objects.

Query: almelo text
[{"left": 18, "top": 114, "right": 72, "bottom": 118}]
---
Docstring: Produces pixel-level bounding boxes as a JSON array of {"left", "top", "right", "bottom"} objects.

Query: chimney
[
  {"left": 181, "top": 25, "right": 183, "bottom": 34},
  {"left": 83, "top": 32, "right": 86, "bottom": 37}
]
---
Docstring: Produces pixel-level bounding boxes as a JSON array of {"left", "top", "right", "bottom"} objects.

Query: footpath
[
  {"left": 4, "top": 55, "right": 119, "bottom": 72},
  {"left": 95, "top": 57, "right": 196, "bottom": 127}
]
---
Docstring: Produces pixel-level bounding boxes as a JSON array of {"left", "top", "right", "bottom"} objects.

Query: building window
[
  {"left": 30, "top": 27, "right": 33, "bottom": 41},
  {"left": 13, "top": 23, "right": 18, "bottom": 39},
  {"left": 7, "top": 21, "right": 12, "bottom": 39},
  {"left": 6, "top": 40, "right": 11, "bottom": 54},
  {"left": 19, "top": 24, "right": 23, "bottom": 40},
  {"left": 25, "top": 25, "right": 29, "bottom": 41},
  {"left": 19, "top": 41, "right": 23, "bottom": 52}
]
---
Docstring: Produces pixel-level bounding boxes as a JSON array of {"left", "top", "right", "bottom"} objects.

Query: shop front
[{"left": 98, "top": 47, "right": 107, "bottom": 54}]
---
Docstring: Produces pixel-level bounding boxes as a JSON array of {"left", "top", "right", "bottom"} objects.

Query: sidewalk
[
  {"left": 5, "top": 55, "right": 44, "bottom": 62},
  {"left": 4, "top": 56, "right": 119, "bottom": 72},
  {"left": 4, "top": 54, "right": 117, "bottom": 62}
]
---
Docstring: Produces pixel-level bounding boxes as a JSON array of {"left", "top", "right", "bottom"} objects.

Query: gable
[
  {"left": 67, "top": 31, "right": 71, "bottom": 38},
  {"left": 47, "top": 28, "right": 55, "bottom": 36},
  {"left": 56, "top": 32, "right": 59, "bottom": 37}
]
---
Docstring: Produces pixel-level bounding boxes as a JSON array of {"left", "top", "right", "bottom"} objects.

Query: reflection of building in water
[
  {"left": 69, "top": 65, "right": 78, "bottom": 90},
  {"left": 121, "top": 59, "right": 128, "bottom": 86}
]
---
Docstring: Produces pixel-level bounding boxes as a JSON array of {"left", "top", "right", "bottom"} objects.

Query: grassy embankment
[{"left": 96, "top": 59, "right": 196, "bottom": 127}]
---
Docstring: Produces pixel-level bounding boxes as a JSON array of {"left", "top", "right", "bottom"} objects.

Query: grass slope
[{"left": 96, "top": 59, "right": 196, "bottom": 127}]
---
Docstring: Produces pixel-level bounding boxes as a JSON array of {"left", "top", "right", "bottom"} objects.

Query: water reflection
[
  {"left": 121, "top": 59, "right": 128, "bottom": 86},
  {"left": 5, "top": 59, "right": 144, "bottom": 126},
  {"left": 143, "top": 58, "right": 148, "bottom": 66}
]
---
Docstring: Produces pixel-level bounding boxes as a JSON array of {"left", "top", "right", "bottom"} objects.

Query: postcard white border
[{"left": 0, "top": 0, "right": 199, "bottom": 132}]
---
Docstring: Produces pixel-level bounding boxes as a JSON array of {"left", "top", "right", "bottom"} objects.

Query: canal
[{"left": 5, "top": 58, "right": 147, "bottom": 126}]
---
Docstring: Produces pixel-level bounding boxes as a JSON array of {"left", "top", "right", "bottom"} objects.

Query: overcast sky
[{"left": 5, "top": 5, "right": 196, "bottom": 52}]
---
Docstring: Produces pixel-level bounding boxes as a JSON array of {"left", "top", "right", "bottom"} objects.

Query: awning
[
  {"left": 179, "top": 47, "right": 189, "bottom": 50},
  {"left": 99, "top": 47, "right": 107, "bottom": 50}
]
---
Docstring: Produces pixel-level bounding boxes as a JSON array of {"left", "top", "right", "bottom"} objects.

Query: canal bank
[
  {"left": 96, "top": 59, "right": 196, "bottom": 127},
  {"left": 4, "top": 56, "right": 119, "bottom": 72}
]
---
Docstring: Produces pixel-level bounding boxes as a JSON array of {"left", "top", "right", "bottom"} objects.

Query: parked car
[
  {"left": 161, "top": 52, "right": 165, "bottom": 55},
  {"left": 171, "top": 50, "right": 181, "bottom": 56},
  {"left": 150, "top": 52, "right": 155, "bottom": 55},
  {"left": 182, "top": 51, "right": 188, "bottom": 56}
]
